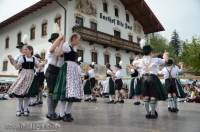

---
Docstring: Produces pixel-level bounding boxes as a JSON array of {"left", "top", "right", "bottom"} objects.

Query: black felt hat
[
  {"left": 34, "top": 54, "right": 41, "bottom": 59},
  {"left": 16, "top": 42, "right": 26, "bottom": 48},
  {"left": 114, "top": 61, "right": 122, "bottom": 69},
  {"left": 165, "top": 58, "right": 174, "bottom": 66},
  {"left": 141, "top": 45, "right": 154, "bottom": 54},
  {"left": 48, "top": 33, "right": 59, "bottom": 42}
]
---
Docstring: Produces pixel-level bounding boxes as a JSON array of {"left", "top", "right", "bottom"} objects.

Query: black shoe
[
  {"left": 46, "top": 113, "right": 52, "bottom": 119},
  {"left": 91, "top": 98, "right": 97, "bottom": 102},
  {"left": 59, "top": 114, "right": 71, "bottom": 122},
  {"left": 119, "top": 100, "right": 124, "bottom": 103},
  {"left": 16, "top": 111, "right": 21, "bottom": 117},
  {"left": 28, "top": 102, "right": 35, "bottom": 106},
  {"left": 114, "top": 100, "right": 119, "bottom": 104},
  {"left": 175, "top": 108, "right": 179, "bottom": 111},
  {"left": 35, "top": 101, "right": 43, "bottom": 105},
  {"left": 145, "top": 114, "right": 151, "bottom": 119},
  {"left": 150, "top": 114, "right": 157, "bottom": 119},
  {"left": 168, "top": 107, "right": 172, "bottom": 111},
  {"left": 107, "top": 100, "right": 114, "bottom": 104},
  {"left": 65, "top": 113, "right": 74, "bottom": 121},
  {"left": 24, "top": 111, "right": 29, "bottom": 117},
  {"left": 84, "top": 98, "right": 91, "bottom": 101},
  {"left": 52, "top": 113, "right": 60, "bottom": 120},
  {"left": 138, "top": 102, "right": 141, "bottom": 105},
  {"left": 171, "top": 108, "right": 178, "bottom": 112},
  {"left": 134, "top": 102, "right": 137, "bottom": 105}
]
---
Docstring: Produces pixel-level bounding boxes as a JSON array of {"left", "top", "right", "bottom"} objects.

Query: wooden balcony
[{"left": 72, "top": 26, "right": 141, "bottom": 53}]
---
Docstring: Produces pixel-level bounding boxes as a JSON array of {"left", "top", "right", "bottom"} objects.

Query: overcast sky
[{"left": 0, "top": 0, "right": 199, "bottom": 42}]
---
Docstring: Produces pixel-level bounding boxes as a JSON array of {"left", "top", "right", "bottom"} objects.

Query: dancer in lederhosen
[
  {"left": 53, "top": 33, "right": 84, "bottom": 122},
  {"left": 110, "top": 61, "right": 124, "bottom": 104},
  {"left": 7, "top": 45, "right": 47, "bottom": 117},
  {"left": 133, "top": 39, "right": 169, "bottom": 119},
  {"left": 45, "top": 23, "right": 64, "bottom": 120},
  {"left": 83, "top": 65, "right": 92, "bottom": 101},
  {"left": 103, "top": 63, "right": 115, "bottom": 103},
  {"left": 158, "top": 59, "right": 184, "bottom": 112},
  {"left": 35, "top": 54, "right": 46, "bottom": 105},
  {"left": 128, "top": 63, "right": 142, "bottom": 105},
  {"left": 88, "top": 62, "right": 97, "bottom": 101}
]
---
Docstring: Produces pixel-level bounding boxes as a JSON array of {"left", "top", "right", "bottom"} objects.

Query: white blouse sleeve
[
  {"left": 62, "top": 42, "right": 71, "bottom": 53},
  {"left": 131, "top": 69, "right": 135, "bottom": 74},
  {"left": 107, "top": 70, "right": 112, "bottom": 74},
  {"left": 17, "top": 56, "right": 24, "bottom": 65}
]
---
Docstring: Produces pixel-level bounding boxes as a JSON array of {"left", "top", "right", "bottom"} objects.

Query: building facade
[{"left": 0, "top": 0, "right": 164, "bottom": 77}]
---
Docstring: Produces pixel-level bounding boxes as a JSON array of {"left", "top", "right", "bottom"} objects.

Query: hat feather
[
  {"left": 54, "top": 23, "right": 60, "bottom": 34},
  {"left": 140, "top": 39, "right": 146, "bottom": 48},
  {"left": 22, "top": 34, "right": 29, "bottom": 44},
  {"left": 78, "top": 57, "right": 81, "bottom": 62},
  {"left": 119, "top": 61, "right": 122, "bottom": 66},
  {"left": 91, "top": 62, "right": 95, "bottom": 66}
]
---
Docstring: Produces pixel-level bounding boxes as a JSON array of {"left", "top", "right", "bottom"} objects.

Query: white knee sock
[
  {"left": 66, "top": 102, "right": 73, "bottom": 114},
  {"left": 137, "top": 95, "right": 140, "bottom": 102},
  {"left": 134, "top": 96, "right": 137, "bottom": 102},
  {"left": 24, "top": 97, "right": 30, "bottom": 112},
  {"left": 155, "top": 103, "right": 158, "bottom": 111},
  {"left": 59, "top": 101, "right": 66, "bottom": 117},
  {"left": 17, "top": 98, "right": 22, "bottom": 112},
  {"left": 109, "top": 95, "right": 113, "bottom": 101}
]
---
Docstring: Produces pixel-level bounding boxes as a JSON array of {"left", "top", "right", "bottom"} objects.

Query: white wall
[{"left": 0, "top": 0, "right": 145, "bottom": 77}]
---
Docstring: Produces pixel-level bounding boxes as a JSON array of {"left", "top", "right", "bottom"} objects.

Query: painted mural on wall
[{"left": 75, "top": 0, "right": 98, "bottom": 17}]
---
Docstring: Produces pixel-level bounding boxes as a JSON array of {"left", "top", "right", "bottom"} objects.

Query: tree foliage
[
  {"left": 180, "top": 36, "right": 200, "bottom": 75},
  {"left": 170, "top": 30, "right": 181, "bottom": 56}
]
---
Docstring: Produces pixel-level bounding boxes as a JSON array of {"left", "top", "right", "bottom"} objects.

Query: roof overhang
[{"left": 120, "top": 0, "right": 164, "bottom": 34}]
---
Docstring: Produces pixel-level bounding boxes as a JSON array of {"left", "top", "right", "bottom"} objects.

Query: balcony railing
[{"left": 72, "top": 26, "right": 141, "bottom": 53}]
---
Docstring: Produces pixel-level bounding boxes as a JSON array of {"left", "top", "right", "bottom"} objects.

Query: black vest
[
  {"left": 22, "top": 56, "right": 35, "bottom": 70},
  {"left": 131, "top": 70, "right": 138, "bottom": 77},
  {"left": 84, "top": 75, "right": 89, "bottom": 80},
  {"left": 63, "top": 45, "right": 77, "bottom": 61}
]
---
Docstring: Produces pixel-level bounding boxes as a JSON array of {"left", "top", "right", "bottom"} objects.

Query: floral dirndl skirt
[
  {"left": 7, "top": 69, "right": 35, "bottom": 98},
  {"left": 83, "top": 79, "right": 91, "bottom": 94},
  {"left": 129, "top": 77, "right": 142, "bottom": 97},
  {"left": 155, "top": 76, "right": 168, "bottom": 101},
  {"left": 53, "top": 62, "right": 84, "bottom": 102},
  {"left": 103, "top": 77, "right": 115, "bottom": 95}
]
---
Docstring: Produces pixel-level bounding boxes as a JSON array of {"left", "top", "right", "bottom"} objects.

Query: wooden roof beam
[
  {"left": 135, "top": 13, "right": 152, "bottom": 21},
  {"left": 143, "top": 24, "right": 159, "bottom": 32},
  {"left": 125, "top": 0, "right": 144, "bottom": 10}
]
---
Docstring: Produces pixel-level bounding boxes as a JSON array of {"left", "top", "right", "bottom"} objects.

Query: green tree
[
  {"left": 180, "top": 36, "right": 200, "bottom": 75},
  {"left": 148, "top": 35, "right": 168, "bottom": 53},
  {"left": 170, "top": 30, "right": 181, "bottom": 56}
]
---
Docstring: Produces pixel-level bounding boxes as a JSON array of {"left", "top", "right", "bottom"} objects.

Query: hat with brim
[
  {"left": 89, "top": 64, "right": 95, "bottom": 68},
  {"left": 16, "top": 42, "right": 25, "bottom": 48},
  {"left": 141, "top": 45, "right": 154, "bottom": 54},
  {"left": 114, "top": 64, "right": 122, "bottom": 69},
  {"left": 165, "top": 58, "right": 174, "bottom": 66},
  {"left": 48, "top": 33, "right": 59, "bottom": 42},
  {"left": 34, "top": 54, "right": 41, "bottom": 59}
]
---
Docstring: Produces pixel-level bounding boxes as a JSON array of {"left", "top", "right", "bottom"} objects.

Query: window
[
  {"left": 137, "top": 38, "right": 141, "bottom": 44},
  {"left": 40, "top": 52, "right": 45, "bottom": 60},
  {"left": 30, "top": 27, "right": 35, "bottom": 40},
  {"left": 77, "top": 50, "right": 84, "bottom": 62},
  {"left": 42, "top": 23, "right": 47, "bottom": 36},
  {"left": 114, "top": 30, "right": 120, "bottom": 38},
  {"left": 115, "top": 8, "right": 118, "bottom": 17},
  {"left": 103, "top": 2, "right": 108, "bottom": 12},
  {"left": 130, "top": 59, "right": 133, "bottom": 64},
  {"left": 116, "top": 56, "right": 121, "bottom": 64},
  {"left": 90, "top": 22, "right": 97, "bottom": 30},
  {"left": 104, "top": 54, "right": 109, "bottom": 65},
  {"left": 17, "top": 32, "right": 21, "bottom": 43},
  {"left": 2, "top": 61, "right": 8, "bottom": 71},
  {"left": 126, "top": 13, "right": 129, "bottom": 22},
  {"left": 55, "top": 17, "right": 61, "bottom": 28},
  {"left": 128, "top": 35, "right": 133, "bottom": 42},
  {"left": 92, "top": 52, "right": 98, "bottom": 64},
  {"left": 5, "top": 38, "right": 9, "bottom": 49},
  {"left": 76, "top": 17, "right": 83, "bottom": 26}
]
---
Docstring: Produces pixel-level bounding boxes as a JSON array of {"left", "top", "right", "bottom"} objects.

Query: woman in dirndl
[
  {"left": 127, "top": 64, "right": 142, "bottom": 105},
  {"left": 52, "top": 33, "right": 84, "bottom": 122},
  {"left": 103, "top": 63, "right": 115, "bottom": 103},
  {"left": 83, "top": 65, "right": 92, "bottom": 101},
  {"left": 7, "top": 45, "right": 47, "bottom": 117}
]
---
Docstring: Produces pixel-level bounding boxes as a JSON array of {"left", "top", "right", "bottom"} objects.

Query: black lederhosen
[
  {"left": 165, "top": 78, "right": 177, "bottom": 94},
  {"left": 36, "top": 72, "right": 45, "bottom": 89},
  {"left": 141, "top": 74, "right": 158, "bottom": 98},
  {"left": 90, "top": 78, "right": 96, "bottom": 89},
  {"left": 45, "top": 64, "right": 60, "bottom": 94},
  {"left": 115, "top": 79, "right": 123, "bottom": 90}
]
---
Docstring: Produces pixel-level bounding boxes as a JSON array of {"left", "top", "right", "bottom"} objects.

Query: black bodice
[
  {"left": 63, "top": 45, "right": 77, "bottom": 61},
  {"left": 22, "top": 56, "right": 35, "bottom": 70},
  {"left": 131, "top": 70, "right": 138, "bottom": 77},
  {"left": 84, "top": 75, "right": 89, "bottom": 80}
]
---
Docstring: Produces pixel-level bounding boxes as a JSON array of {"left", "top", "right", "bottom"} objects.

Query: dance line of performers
[{"left": 6, "top": 24, "right": 186, "bottom": 121}]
